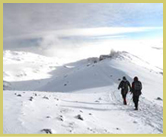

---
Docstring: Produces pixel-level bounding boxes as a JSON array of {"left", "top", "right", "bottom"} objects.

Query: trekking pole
[
  {"left": 128, "top": 97, "right": 133, "bottom": 106},
  {"left": 128, "top": 93, "right": 133, "bottom": 106}
]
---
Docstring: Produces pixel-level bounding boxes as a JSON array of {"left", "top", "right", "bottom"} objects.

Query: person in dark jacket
[
  {"left": 131, "top": 76, "right": 142, "bottom": 110},
  {"left": 118, "top": 76, "right": 131, "bottom": 105}
]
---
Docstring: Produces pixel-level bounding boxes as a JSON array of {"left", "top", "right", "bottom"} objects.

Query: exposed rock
[
  {"left": 34, "top": 93, "right": 37, "bottom": 96},
  {"left": 41, "top": 129, "right": 52, "bottom": 134},
  {"left": 3, "top": 80, "right": 11, "bottom": 90},
  {"left": 17, "top": 94, "right": 22, "bottom": 97},
  {"left": 156, "top": 97, "right": 163, "bottom": 101},
  {"left": 75, "top": 114, "right": 83, "bottom": 121},
  {"left": 43, "top": 96, "right": 49, "bottom": 100},
  {"left": 29, "top": 96, "right": 33, "bottom": 101}
]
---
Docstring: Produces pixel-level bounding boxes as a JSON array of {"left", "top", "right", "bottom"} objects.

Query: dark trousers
[
  {"left": 121, "top": 90, "right": 127, "bottom": 104},
  {"left": 133, "top": 95, "right": 140, "bottom": 109}
]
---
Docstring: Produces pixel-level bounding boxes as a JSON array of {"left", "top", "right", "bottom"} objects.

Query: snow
[
  {"left": 3, "top": 50, "right": 63, "bottom": 82},
  {"left": 3, "top": 89, "right": 163, "bottom": 134},
  {"left": 3, "top": 49, "right": 163, "bottom": 134}
]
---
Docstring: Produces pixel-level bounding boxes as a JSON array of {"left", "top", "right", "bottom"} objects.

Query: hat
[
  {"left": 134, "top": 76, "right": 138, "bottom": 81},
  {"left": 123, "top": 76, "right": 126, "bottom": 80}
]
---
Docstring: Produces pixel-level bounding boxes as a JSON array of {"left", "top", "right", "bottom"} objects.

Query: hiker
[
  {"left": 118, "top": 76, "right": 131, "bottom": 105},
  {"left": 131, "top": 76, "right": 142, "bottom": 110}
]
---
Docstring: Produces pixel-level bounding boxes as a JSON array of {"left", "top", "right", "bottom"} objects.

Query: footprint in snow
[
  {"left": 56, "top": 115, "right": 63, "bottom": 121},
  {"left": 54, "top": 98, "right": 59, "bottom": 101},
  {"left": 87, "top": 127, "right": 93, "bottom": 131},
  {"left": 133, "top": 120, "right": 137, "bottom": 124},
  {"left": 98, "top": 97, "right": 102, "bottom": 100},
  {"left": 46, "top": 116, "right": 51, "bottom": 118}
]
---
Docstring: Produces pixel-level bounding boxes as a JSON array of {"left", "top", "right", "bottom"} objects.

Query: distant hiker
[
  {"left": 131, "top": 76, "right": 142, "bottom": 110},
  {"left": 118, "top": 76, "right": 131, "bottom": 105}
]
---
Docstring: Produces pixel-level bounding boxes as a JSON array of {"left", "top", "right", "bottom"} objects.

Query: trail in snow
[
  {"left": 3, "top": 86, "right": 163, "bottom": 134},
  {"left": 108, "top": 87, "right": 163, "bottom": 133}
]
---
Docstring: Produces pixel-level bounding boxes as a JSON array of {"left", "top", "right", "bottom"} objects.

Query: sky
[{"left": 3, "top": 3, "right": 163, "bottom": 63}]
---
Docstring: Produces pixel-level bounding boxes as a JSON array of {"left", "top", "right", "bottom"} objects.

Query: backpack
[
  {"left": 134, "top": 81, "right": 142, "bottom": 91},
  {"left": 121, "top": 80, "right": 129, "bottom": 90}
]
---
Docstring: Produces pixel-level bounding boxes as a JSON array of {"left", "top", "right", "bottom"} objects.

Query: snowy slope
[
  {"left": 37, "top": 51, "right": 162, "bottom": 106},
  {"left": 3, "top": 50, "right": 62, "bottom": 82},
  {"left": 3, "top": 89, "right": 163, "bottom": 134},
  {"left": 3, "top": 50, "right": 63, "bottom": 90},
  {"left": 3, "top": 50, "right": 163, "bottom": 134}
]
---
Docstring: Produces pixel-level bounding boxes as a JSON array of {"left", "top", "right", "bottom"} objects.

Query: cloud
[
  {"left": 3, "top": 3, "right": 163, "bottom": 64},
  {"left": 4, "top": 27, "right": 162, "bottom": 41},
  {"left": 3, "top": 26, "right": 162, "bottom": 60},
  {"left": 3, "top": 3, "right": 163, "bottom": 39},
  {"left": 49, "top": 27, "right": 162, "bottom": 37}
]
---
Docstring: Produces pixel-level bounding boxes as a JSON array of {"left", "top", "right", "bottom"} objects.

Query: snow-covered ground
[{"left": 3, "top": 49, "right": 163, "bottom": 134}]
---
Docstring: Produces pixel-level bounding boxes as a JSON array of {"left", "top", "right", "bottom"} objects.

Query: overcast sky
[
  {"left": 3, "top": 3, "right": 163, "bottom": 61},
  {"left": 4, "top": 3, "right": 163, "bottom": 38}
]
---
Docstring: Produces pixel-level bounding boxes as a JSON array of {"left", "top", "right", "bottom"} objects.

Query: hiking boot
[{"left": 124, "top": 100, "right": 127, "bottom": 105}]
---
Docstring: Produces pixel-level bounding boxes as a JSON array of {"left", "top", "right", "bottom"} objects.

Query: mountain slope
[
  {"left": 3, "top": 50, "right": 163, "bottom": 134},
  {"left": 36, "top": 51, "right": 163, "bottom": 106}
]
